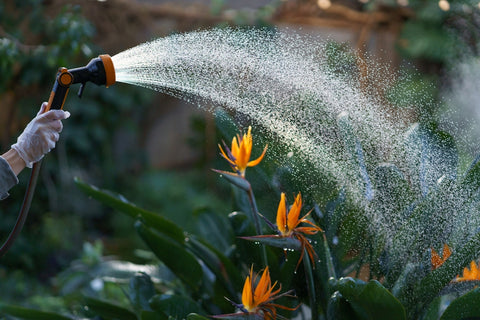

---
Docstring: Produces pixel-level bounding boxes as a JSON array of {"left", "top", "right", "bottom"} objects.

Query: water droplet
[{"left": 332, "top": 236, "right": 339, "bottom": 245}]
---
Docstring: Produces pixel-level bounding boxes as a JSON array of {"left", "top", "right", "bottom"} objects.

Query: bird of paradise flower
[
  {"left": 218, "top": 126, "right": 267, "bottom": 177},
  {"left": 214, "top": 266, "right": 297, "bottom": 319},
  {"left": 243, "top": 192, "right": 323, "bottom": 269}
]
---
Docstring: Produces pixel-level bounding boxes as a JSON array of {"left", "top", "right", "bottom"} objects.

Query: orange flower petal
[
  {"left": 276, "top": 193, "right": 288, "bottom": 235},
  {"left": 247, "top": 145, "right": 268, "bottom": 168},
  {"left": 287, "top": 193, "right": 302, "bottom": 231},
  {"left": 254, "top": 267, "right": 273, "bottom": 305},
  {"left": 242, "top": 268, "right": 254, "bottom": 311},
  {"left": 431, "top": 243, "right": 451, "bottom": 270}
]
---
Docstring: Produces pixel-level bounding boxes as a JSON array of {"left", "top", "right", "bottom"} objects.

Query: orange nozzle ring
[
  {"left": 58, "top": 68, "right": 73, "bottom": 86},
  {"left": 99, "top": 54, "right": 115, "bottom": 87}
]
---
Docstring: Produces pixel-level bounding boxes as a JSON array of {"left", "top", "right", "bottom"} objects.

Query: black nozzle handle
[{"left": 46, "top": 68, "right": 73, "bottom": 111}]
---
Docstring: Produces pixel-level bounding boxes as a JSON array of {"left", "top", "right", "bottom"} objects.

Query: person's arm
[
  {"left": 0, "top": 102, "right": 70, "bottom": 200},
  {"left": 1, "top": 149, "right": 26, "bottom": 176},
  {"left": 0, "top": 153, "right": 20, "bottom": 200}
]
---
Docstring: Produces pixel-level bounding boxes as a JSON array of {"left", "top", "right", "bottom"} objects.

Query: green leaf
[
  {"left": 0, "top": 304, "right": 73, "bottom": 320},
  {"left": 422, "top": 295, "right": 447, "bottom": 320},
  {"left": 129, "top": 273, "right": 156, "bottom": 313},
  {"left": 327, "top": 291, "right": 357, "bottom": 320},
  {"left": 239, "top": 235, "right": 302, "bottom": 251},
  {"left": 387, "top": 177, "right": 459, "bottom": 285},
  {"left": 149, "top": 294, "right": 204, "bottom": 319},
  {"left": 83, "top": 296, "right": 137, "bottom": 320},
  {"left": 335, "top": 277, "right": 406, "bottom": 320},
  {"left": 212, "top": 169, "right": 251, "bottom": 192},
  {"left": 228, "top": 212, "right": 267, "bottom": 268},
  {"left": 460, "top": 155, "right": 480, "bottom": 192},
  {"left": 440, "top": 288, "right": 480, "bottom": 319},
  {"left": 195, "top": 209, "right": 234, "bottom": 255},
  {"left": 187, "top": 236, "right": 242, "bottom": 297},
  {"left": 311, "top": 232, "right": 337, "bottom": 310},
  {"left": 337, "top": 113, "right": 373, "bottom": 201},
  {"left": 371, "top": 163, "right": 414, "bottom": 221},
  {"left": 74, "top": 177, "right": 184, "bottom": 243},
  {"left": 135, "top": 220, "right": 203, "bottom": 290},
  {"left": 404, "top": 123, "right": 457, "bottom": 196}
]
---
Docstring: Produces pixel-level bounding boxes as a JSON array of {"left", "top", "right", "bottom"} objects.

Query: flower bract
[
  {"left": 431, "top": 243, "right": 451, "bottom": 270},
  {"left": 455, "top": 260, "right": 480, "bottom": 282}
]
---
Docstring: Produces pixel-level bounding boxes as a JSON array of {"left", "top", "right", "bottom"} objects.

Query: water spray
[{"left": 0, "top": 55, "right": 116, "bottom": 257}]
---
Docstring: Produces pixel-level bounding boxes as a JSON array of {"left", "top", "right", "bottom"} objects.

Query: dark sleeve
[{"left": 0, "top": 157, "right": 19, "bottom": 200}]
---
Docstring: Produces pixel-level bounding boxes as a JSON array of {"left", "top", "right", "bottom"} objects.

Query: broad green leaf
[
  {"left": 228, "top": 212, "right": 266, "bottom": 268},
  {"left": 135, "top": 220, "right": 202, "bottom": 290},
  {"left": 371, "top": 163, "right": 414, "bottom": 221},
  {"left": 322, "top": 189, "right": 346, "bottom": 241},
  {"left": 422, "top": 295, "right": 448, "bottom": 320},
  {"left": 0, "top": 304, "right": 73, "bottom": 320},
  {"left": 388, "top": 177, "right": 459, "bottom": 285},
  {"left": 74, "top": 177, "right": 184, "bottom": 243},
  {"left": 404, "top": 123, "right": 457, "bottom": 196},
  {"left": 460, "top": 154, "right": 480, "bottom": 192},
  {"left": 440, "top": 288, "right": 480, "bottom": 319},
  {"left": 187, "top": 236, "right": 242, "bottom": 297},
  {"left": 83, "top": 296, "right": 137, "bottom": 320},
  {"left": 195, "top": 208, "right": 234, "bottom": 255},
  {"left": 149, "top": 294, "right": 204, "bottom": 319},
  {"left": 337, "top": 113, "right": 373, "bottom": 201},
  {"left": 229, "top": 211, "right": 256, "bottom": 236},
  {"left": 327, "top": 291, "right": 357, "bottom": 320},
  {"left": 302, "top": 247, "right": 318, "bottom": 320},
  {"left": 312, "top": 232, "right": 337, "bottom": 309},
  {"left": 129, "top": 273, "right": 156, "bottom": 313},
  {"left": 335, "top": 277, "right": 406, "bottom": 320}
]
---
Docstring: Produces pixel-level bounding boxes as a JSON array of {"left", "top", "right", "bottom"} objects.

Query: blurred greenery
[{"left": 0, "top": 0, "right": 155, "bottom": 304}]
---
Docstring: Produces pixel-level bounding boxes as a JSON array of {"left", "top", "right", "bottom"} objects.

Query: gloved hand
[{"left": 11, "top": 102, "right": 71, "bottom": 168}]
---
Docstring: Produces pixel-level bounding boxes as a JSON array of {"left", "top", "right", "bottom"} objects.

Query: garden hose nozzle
[
  {"left": 0, "top": 55, "right": 115, "bottom": 258},
  {"left": 46, "top": 54, "right": 116, "bottom": 111}
]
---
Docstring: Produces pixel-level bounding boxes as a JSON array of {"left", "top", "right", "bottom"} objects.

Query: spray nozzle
[{"left": 46, "top": 54, "right": 116, "bottom": 111}]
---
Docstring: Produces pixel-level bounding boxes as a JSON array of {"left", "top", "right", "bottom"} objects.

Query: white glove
[{"left": 11, "top": 102, "right": 71, "bottom": 168}]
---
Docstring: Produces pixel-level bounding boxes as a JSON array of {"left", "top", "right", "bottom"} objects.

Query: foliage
[{"left": 2, "top": 112, "right": 480, "bottom": 319}]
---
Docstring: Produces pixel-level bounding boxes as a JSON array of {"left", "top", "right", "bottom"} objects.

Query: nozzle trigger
[{"left": 78, "top": 83, "right": 86, "bottom": 98}]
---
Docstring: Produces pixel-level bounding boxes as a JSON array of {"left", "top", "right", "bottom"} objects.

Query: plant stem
[
  {"left": 246, "top": 187, "right": 268, "bottom": 267},
  {"left": 303, "top": 248, "right": 318, "bottom": 320},
  {"left": 247, "top": 188, "right": 263, "bottom": 235}
]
